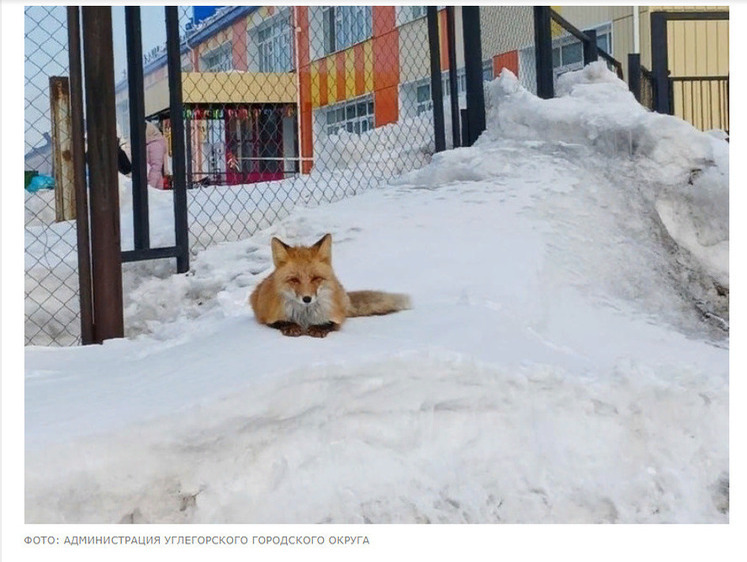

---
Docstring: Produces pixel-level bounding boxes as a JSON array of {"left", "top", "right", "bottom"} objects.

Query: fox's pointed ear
[
  {"left": 271, "top": 237, "right": 290, "bottom": 267},
  {"left": 312, "top": 233, "right": 332, "bottom": 263}
]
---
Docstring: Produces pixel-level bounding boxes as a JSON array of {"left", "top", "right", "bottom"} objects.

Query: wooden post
[
  {"left": 82, "top": 6, "right": 124, "bottom": 342},
  {"left": 66, "top": 6, "right": 95, "bottom": 344},
  {"left": 50, "top": 76, "right": 76, "bottom": 222}
]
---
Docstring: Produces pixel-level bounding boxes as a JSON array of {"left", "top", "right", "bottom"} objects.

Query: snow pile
[
  {"left": 26, "top": 350, "right": 727, "bottom": 524},
  {"left": 485, "top": 63, "right": 721, "bottom": 186},
  {"left": 481, "top": 63, "right": 728, "bottom": 306},
  {"left": 24, "top": 62, "right": 729, "bottom": 524},
  {"left": 313, "top": 113, "right": 433, "bottom": 178}
]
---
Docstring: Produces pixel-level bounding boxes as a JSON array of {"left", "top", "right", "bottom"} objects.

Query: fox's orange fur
[{"left": 249, "top": 233, "right": 410, "bottom": 337}]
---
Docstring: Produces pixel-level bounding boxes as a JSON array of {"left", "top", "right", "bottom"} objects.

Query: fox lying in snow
[{"left": 249, "top": 233, "right": 410, "bottom": 337}]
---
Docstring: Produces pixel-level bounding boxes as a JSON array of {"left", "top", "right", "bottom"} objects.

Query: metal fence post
[
  {"left": 534, "top": 6, "right": 554, "bottom": 99},
  {"left": 461, "top": 6, "right": 485, "bottom": 146},
  {"left": 66, "top": 6, "right": 94, "bottom": 345},
  {"left": 81, "top": 5, "right": 124, "bottom": 342},
  {"left": 445, "top": 6, "right": 460, "bottom": 148},
  {"left": 427, "top": 6, "right": 446, "bottom": 152},
  {"left": 125, "top": 6, "right": 150, "bottom": 251},
  {"left": 650, "top": 11, "right": 670, "bottom": 114},
  {"left": 583, "top": 29, "right": 598, "bottom": 64},
  {"left": 165, "top": 6, "right": 190, "bottom": 273},
  {"left": 628, "top": 53, "right": 642, "bottom": 101}
]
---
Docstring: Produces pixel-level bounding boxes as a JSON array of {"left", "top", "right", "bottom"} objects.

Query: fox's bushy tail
[{"left": 347, "top": 290, "right": 411, "bottom": 317}]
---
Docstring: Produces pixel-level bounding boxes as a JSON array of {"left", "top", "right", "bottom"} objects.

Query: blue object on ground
[{"left": 27, "top": 174, "right": 55, "bottom": 192}]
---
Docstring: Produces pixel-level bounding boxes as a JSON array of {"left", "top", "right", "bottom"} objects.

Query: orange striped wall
[
  {"left": 296, "top": 6, "right": 313, "bottom": 173},
  {"left": 300, "top": 6, "right": 400, "bottom": 122},
  {"left": 372, "top": 6, "right": 399, "bottom": 126}
]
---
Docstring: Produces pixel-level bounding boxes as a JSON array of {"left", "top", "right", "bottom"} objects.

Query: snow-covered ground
[{"left": 24, "top": 63, "right": 729, "bottom": 524}]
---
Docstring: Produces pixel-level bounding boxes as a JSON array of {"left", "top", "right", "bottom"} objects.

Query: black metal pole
[
  {"left": 165, "top": 6, "right": 190, "bottom": 273},
  {"left": 628, "top": 53, "right": 642, "bottom": 101},
  {"left": 650, "top": 11, "right": 670, "bottom": 114},
  {"left": 445, "top": 6, "right": 460, "bottom": 148},
  {"left": 125, "top": 6, "right": 150, "bottom": 251},
  {"left": 81, "top": 6, "right": 124, "bottom": 342},
  {"left": 66, "top": 6, "right": 95, "bottom": 345},
  {"left": 461, "top": 6, "right": 485, "bottom": 146},
  {"left": 583, "top": 29, "right": 598, "bottom": 65},
  {"left": 426, "top": 6, "right": 445, "bottom": 153},
  {"left": 534, "top": 6, "right": 554, "bottom": 99}
]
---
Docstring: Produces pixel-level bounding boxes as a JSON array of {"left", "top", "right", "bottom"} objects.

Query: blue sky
[{"left": 24, "top": 5, "right": 181, "bottom": 151}]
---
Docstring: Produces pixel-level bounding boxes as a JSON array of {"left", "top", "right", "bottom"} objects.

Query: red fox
[{"left": 249, "top": 233, "right": 410, "bottom": 337}]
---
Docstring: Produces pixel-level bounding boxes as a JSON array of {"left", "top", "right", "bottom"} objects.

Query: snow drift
[
  {"left": 25, "top": 63, "right": 728, "bottom": 524},
  {"left": 483, "top": 63, "right": 728, "bottom": 294}
]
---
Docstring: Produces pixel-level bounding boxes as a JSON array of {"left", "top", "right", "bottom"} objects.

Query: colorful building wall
[{"left": 295, "top": 6, "right": 405, "bottom": 171}]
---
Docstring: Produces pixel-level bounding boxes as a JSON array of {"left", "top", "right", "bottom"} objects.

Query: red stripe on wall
[
  {"left": 296, "top": 7, "right": 313, "bottom": 173},
  {"left": 373, "top": 6, "right": 399, "bottom": 92},
  {"left": 439, "top": 9, "right": 448, "bottom": 71},
  {"left": 493, "top": 50, "right": 519, "bottom": 78},
  {"left": 373, "top": 5, "right": 396, "bottom": 36},
  {"left": 372, "top": 6, "right": 399, "bottom": 127},
  {"left": 374, "top": 86, "right": 398, "bottom": 127},
  {"left": 231, "top": 19, "right": 248, "bottom": 71}
]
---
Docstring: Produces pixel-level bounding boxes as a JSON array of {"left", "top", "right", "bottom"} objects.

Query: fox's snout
[{"left": 302, "top": 296, "right": 312, "bottom": 304}]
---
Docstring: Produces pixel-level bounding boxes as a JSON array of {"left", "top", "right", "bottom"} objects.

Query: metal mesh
[
  {"left": 479, "top": 6, "right": 536, "bottom": 94},
  {"left": 30, "top": 6, "right": 532, "bottom": 345},
  {"left": 639, "top": 65, "right": 656, "bottom": 111},
  {"left": 24, "top": 6, "right": 82, "bottom": 346},
  {"left": 160, "top": 6, "right": 438, "bottom": 250}
]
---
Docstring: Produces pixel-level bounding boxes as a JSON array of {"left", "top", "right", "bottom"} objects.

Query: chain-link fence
[
  {"left": 24, "top": 5, "right": 82, "bottom": 346},
  {"left": 479, "top": 6, "right": 537, "bottom": 95},
  {"left": 150, "top": 5, "right": 439, "bottom": 251},
  {"left": 25, "top": 5, "right": 549, "bottom": 346}
]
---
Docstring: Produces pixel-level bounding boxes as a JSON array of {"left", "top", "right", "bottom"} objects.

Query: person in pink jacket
[{"left": 145, "top": 121, "right": 169, "bottom": 189}]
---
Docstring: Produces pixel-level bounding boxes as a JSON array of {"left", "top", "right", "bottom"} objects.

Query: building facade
[{"left": 114, "top": 5, "right": 729, "bottom": 188}]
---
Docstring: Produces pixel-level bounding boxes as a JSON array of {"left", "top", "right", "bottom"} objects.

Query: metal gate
[{"left": 651, "top": 10, "right": 729, "bottom": 133}]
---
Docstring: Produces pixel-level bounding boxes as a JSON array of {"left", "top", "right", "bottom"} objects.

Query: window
[
  {"left": 416, "top": 84, "right": 432, "bottom": 115},
  {"left": 596, "top": 32, "right": 610, "bottom": 55},
  {"left": 561, "top": 42, "right": 583, "bottom": 65},
  {"left": 482, "top": 59, "right": 493, "bottom": 82},
  {"left": 323, "top": 6, "right": 372, "bottom": 55},
  {"left": 256, "top": 12, "right": 293, "bottom": 72},
  {"left": 325, "top": 95, "right": 374, "bottom": 136},
  {"left": 201, "top": 42, "right": 232, "bottom": 72},
  {"left": 181, "top": 52, "right": 193, "bottom": 72},
  {"left": 551, "top": 24, "right": 612, "bottom": 77},
  {"left": 410, "top": 6, "right": 427, "bottom": 20},
  {"left": 398, "top": 6, "right": 427, "bottom": 25},
  {"left": 408, "top": 60, "right": 493, "bottom": 116}
]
